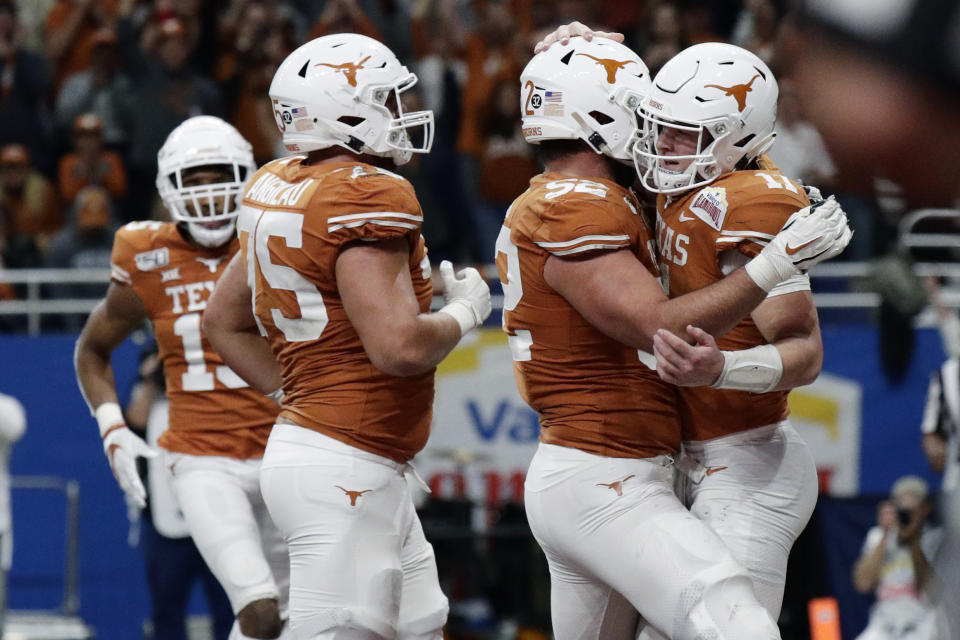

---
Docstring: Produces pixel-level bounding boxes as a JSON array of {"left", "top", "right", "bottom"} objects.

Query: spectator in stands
[
  {"left": 54, "top": 27, "right": 131, "bottom": 150},
  {"left": 45, "top": 184, "right": 115, "bottom": 270},
  {"left": 853, "top": 476, "right": 941, "bottom": 640},
  {"left": 44, "top": 0, "right": 118, "bottom": 93},
  {"left": 120, "top": 16, "right": 222, "bottom": 222},
  {"left": 0, "top": 392, "right": 25, "bottom": 634},
  {"left": 44, "top": 185, "right": 116, "bottom": 330},
  {"left": 768, "top": 79, "right": 836, "bottom": 188},
  {"left": 457, "top": 1, "right": 528, "bottom": 260},
  {"left": 0, "top": 0, "right": 53, "bottom": 173},
  {"left": 730, "top": 0, "right": 778, "bottom": 65},
  {"left": 474, "top": 80, "right": 536, "bottom": 257},
  {"left": 58, "top": 113, "right": 128, "bottom": 207},
  {"left": 768, "top": 79, "right": 886, "bottom": 261},
  {"left": 124, "top": 348, "right": 233, "bottom": 640},
  {"left": 0, "top": 194, "right": 43, "bottom": 322},
  {"left": 638, "top": 2, "right": 683, "bottom": 74},
  {"left": 308, "top": 0, "right": 381, "bottom": 42},
  {"left": 215, "top": 0, "right": 297, "bottom": 164},
  {"left": 0, "top": 144, "right": 60, "bottom": 252}
]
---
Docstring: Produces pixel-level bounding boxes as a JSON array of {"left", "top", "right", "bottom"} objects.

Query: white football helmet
[
  {"left": 634, "top": 43, "right": 778, "bottom": 193},
  {"left": 156, "top": 116, "right": 255, "bottom": 248},
  {"left": 268, "top": 34, "right": 433, "bottom": 165},
  {"left": 520, "top": 36, "right": 651, "bottom": 164}
]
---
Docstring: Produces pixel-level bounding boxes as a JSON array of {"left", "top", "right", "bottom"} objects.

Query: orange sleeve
[
  {"left": 531, "top": 195, "right": 636, "bottom": 257},
  {"left": 109, "top": 225, "right": 139, "bottom": 286},
  {"left": 323, "top": 172, "right": 423, "bottom": 249},
  {"left": 717, "top": 180, "right": 809, "bottom": 259}
]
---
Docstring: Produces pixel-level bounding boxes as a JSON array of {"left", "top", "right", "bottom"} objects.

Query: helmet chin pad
[{"left": 185, "top": 219, "right": 236, "bottom": 248}]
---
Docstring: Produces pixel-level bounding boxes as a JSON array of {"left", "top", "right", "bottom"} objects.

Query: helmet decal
[
  {"left": 576, "top": 53, "right": 638, "bottom": 83},
  {"left": 315, "top": 55, "right": 372, "bottom": 87},
  {"left": 703, "top": 73, "right": 763, "bottom": 112}
]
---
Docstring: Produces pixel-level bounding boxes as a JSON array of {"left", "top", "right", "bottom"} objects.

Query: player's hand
[
  {"left": 745, "top": 196, "right": 852, "bottom": 291},
  {"left": 534, "top": 21, "right": 625, "bottom": 53},
  {"left": 103, "top": 426, "right": 158, "bottom": 509},
  {"left": 802, "top": 183, "right": 823, "bottom": 203},
  {"left": 653, "top": 326, "right": 724, "bottom": 387},
  {"left": 438, "top": 260, "right": 492, "bottom": 336},
  {"left": 877, "top": 500, "right": 897, "bottom": 532}
]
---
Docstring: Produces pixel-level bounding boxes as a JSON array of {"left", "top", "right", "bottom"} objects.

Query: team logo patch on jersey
[
  {"left": 160, "top": 267, "right": 181, "bottom": 282},
  {"left": 688, "top": 186, "right": 728, "bottom": 230},
  {"left": 134, "top": 248, "right": 170, "bottom": 271},
  {"left": 196, "top": 256, "right": 226, "bottom": 273}
]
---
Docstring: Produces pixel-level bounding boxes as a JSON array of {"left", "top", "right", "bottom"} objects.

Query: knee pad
[
  {"left": 290, "top": 607, "right": 395, "bottom": 640},
  {"left": 675, "top": 574, "right": 780, "bottom": 640}
]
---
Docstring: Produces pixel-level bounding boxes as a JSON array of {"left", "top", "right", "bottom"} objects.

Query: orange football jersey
[
  {"left": 655, "top": 162, "right": 810, "bottom": 442},
  {"left": 238, "top": 157, "right": 433, "bottom": 463},
  {"left": 110, "top": 221, "right": 277, "bottom": 459},
  {"left": 497, "top": 173, "right": 681, "bottom": 459}
]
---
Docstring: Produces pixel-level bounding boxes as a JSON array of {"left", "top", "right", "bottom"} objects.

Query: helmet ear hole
[
  {"left": 338, "top": 116, "right": 366, "bottom": 127},
  {"left": 733, "top": 133, "right": 755, "bottom": 149},
  {"left": 589, "top": 110, "right": 615, "bottom": 125}
]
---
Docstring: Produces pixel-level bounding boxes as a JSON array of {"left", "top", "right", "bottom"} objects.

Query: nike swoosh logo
[
  {"left": 678, "top": 212, "right": 695, "bottom": 222},
  {"left": 785, "top": 238, "right": 818, "bottom": 255},
  {"left": 705, "top": 466, "right": 728, "bottom": 476}
]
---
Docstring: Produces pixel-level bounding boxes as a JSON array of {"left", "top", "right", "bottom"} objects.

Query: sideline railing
[{"left": 1, "top": 263, "right": 960, "bottom": 335}]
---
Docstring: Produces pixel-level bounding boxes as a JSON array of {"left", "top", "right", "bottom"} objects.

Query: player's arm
[
  {"left": 544, "top": 248, "right": 768, "bottom": 352},
  {"left": 547, "top": 196, "right": 850, "bottom": 352},
  {"left": 75, "top": 283, "right": 149, "bottom": 410},
  {"left": 336, "top": 237, "right": 490, "bottom": 377},
  {"left": 74, "top": 283, "right": 157, "bottom": 507},
  {"left": 652, "top": 291, "right": 822, "bottom": 391},
  {"left": 203, "top": 253, "right": 283, "bottom": 396}
]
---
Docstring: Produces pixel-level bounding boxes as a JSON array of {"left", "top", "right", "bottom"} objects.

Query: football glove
[
  {"left": 745, "top": 196, "right": 852, "bottom": 291},
  {"left": 96, "top": 403, "right": 158, "bottom": 509},
  {"left": 438, "top": 260, "right": 492, "bottom": 336}
]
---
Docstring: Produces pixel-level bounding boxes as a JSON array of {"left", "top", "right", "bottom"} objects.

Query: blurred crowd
[{"left": 0, "top": 0, "right": 903, "bottom": 321}]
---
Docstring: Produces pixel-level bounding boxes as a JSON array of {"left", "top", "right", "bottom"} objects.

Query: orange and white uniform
[
  {"left": 240, "top": 157, "right": 447, "bottom": 639},
  {"left": 655, "top": 162, "right": 819, "bottom": 617},
  {"left": 500, "top": 174, "right": 764, "bottom": 640},
  {"left": 109, "top": 221, "right": 288, "bottom": 617}
]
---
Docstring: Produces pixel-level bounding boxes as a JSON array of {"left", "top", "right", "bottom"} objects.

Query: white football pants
[
  {"left": 678, "top": 420, "right": 818, "bottom": 618},
  {"left": 524, "top": 442, "right": 780, "bottom": 640},
  {"left": 167, "top": 451, "right": 290, "bottom": 616},
  {"left": 259, "top": 424, "right": 448, "bottom": 640}
]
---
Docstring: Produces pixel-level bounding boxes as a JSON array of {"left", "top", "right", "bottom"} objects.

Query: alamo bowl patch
[
  {"left": 135, "top": 248, "right": 170, "bottom": 271},
  {"left": 688, "top": 186, "right": 728, "bottom": 230}
]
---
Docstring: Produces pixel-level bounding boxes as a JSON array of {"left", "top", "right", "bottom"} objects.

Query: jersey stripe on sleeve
[
  {"left": 535, "top": 234, "right": 631, "bottom": 256},
  {"left": 110, "top": 263, "right": 132, "bottom": 285},
  {"left": 327, "top": 211, "right": 423, "bottom": 233}
]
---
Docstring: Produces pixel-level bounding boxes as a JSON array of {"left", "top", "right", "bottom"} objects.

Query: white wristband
[
  {"left": 438, "top": 300, "right": 476, "bottom": 337},
  {"left": 710, "top": 344, "right": 783, "bottom": 393},
  {"left": 94, "top": 402, "right": 126, "bottom": 438},
  {"left": 744, "top": 253, "right": 792, "bottom": 293}
]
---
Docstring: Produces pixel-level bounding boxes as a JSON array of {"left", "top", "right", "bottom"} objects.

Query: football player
[
  {"left": 74, "top": 116, "right": 290, "bottom": 640},
  {"left": 636, "top": 43, "right": 828, "bottom": 623},
  {"left": 502, "top": 37, "right": 849, "bottom": 640},
  {"left": 201, "top": 34, "right": 491, "bottom": 639}
]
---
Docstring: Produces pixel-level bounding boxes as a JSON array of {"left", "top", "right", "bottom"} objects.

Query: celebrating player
[
  {"left": 201, "top": 34, "right": 491, "bottom": 639},
  {"left": 501, "top": 37, "right": 849, "bottom": 639},
  {"left": 75, "top": 116, "right": 289, "bottom": 640},
  {"left": 638, "top": 42, "right": 833, "bottom": 620}
]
